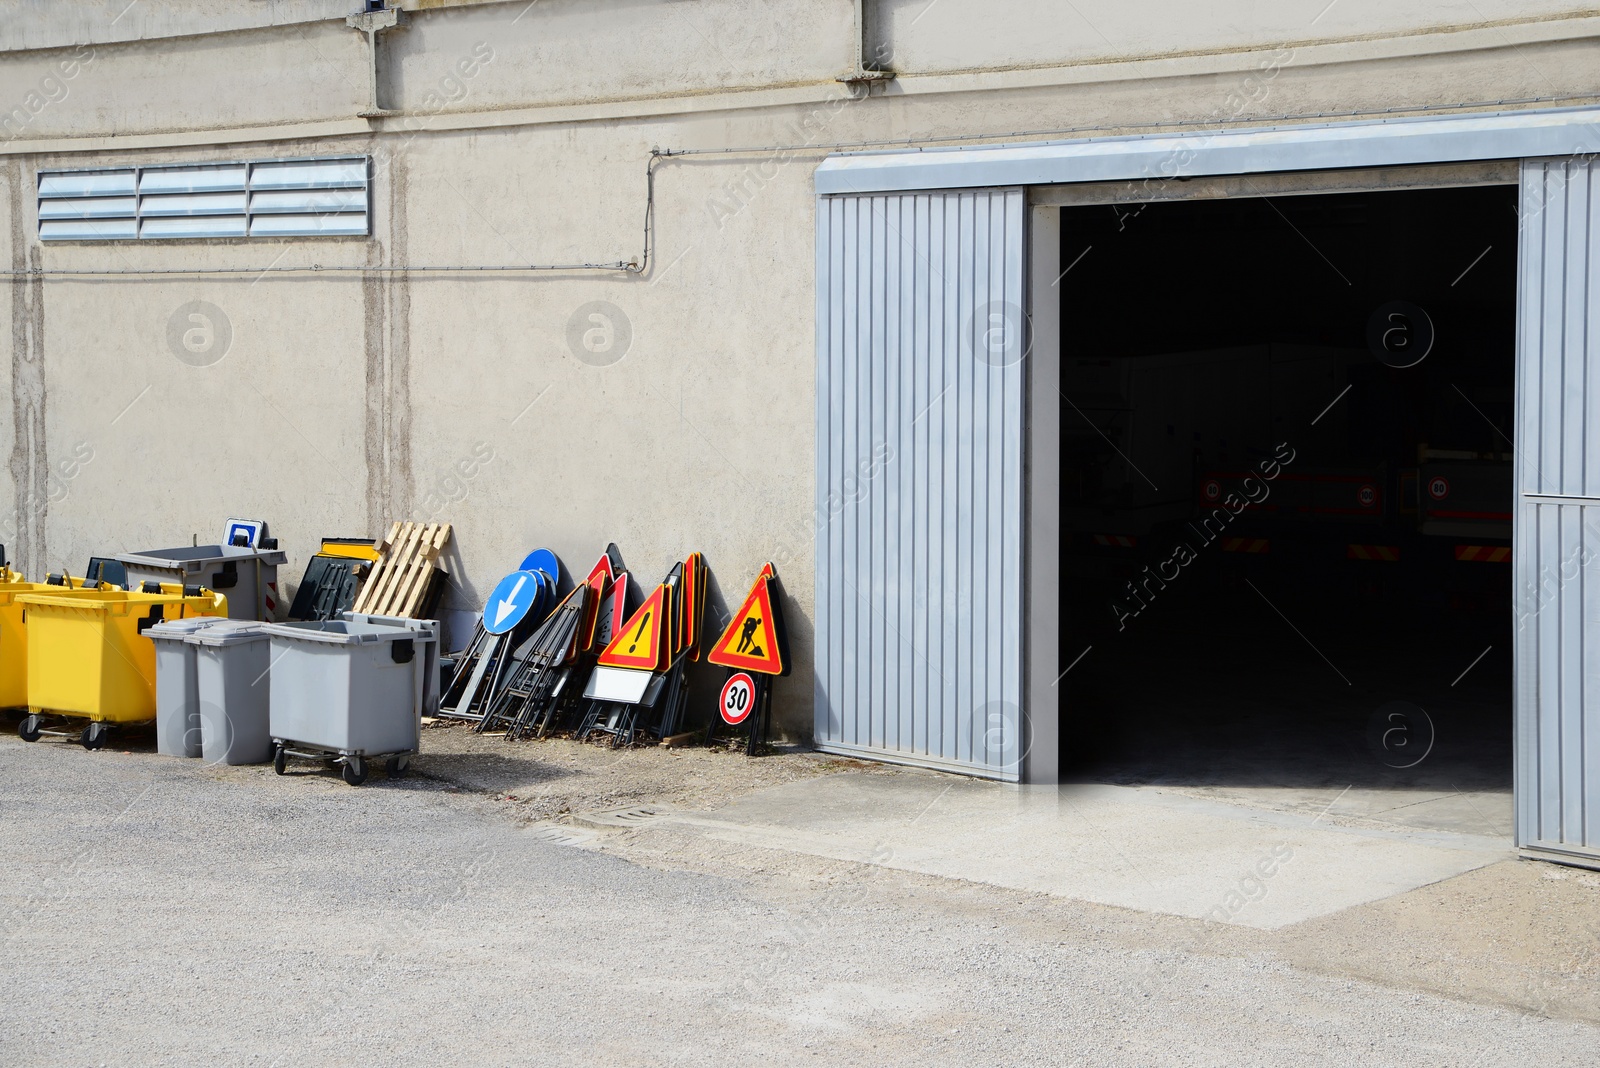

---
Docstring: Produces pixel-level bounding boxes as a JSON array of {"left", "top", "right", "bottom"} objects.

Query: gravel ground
[{"left": 3, "top": 732, "right": 1598, "bottom": 1067}]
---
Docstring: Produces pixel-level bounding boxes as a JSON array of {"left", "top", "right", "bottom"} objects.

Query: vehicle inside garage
[{"left": 1056, "top": 182, "right": 1519, "bottom": 823}]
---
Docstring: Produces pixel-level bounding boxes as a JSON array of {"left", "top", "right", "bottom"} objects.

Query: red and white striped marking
[
  {"left": 1221, "top": 537, "right": 1269, "bottom": 554},
  {"left": 1455, "top": 545, "right": 1511, "bottom": 563},
  {"left": 1092, "top": 534, "right": 1136, "bottom": 548},
  {"left": 1347, "top": 544, "right": 1400, "bottom": 562}
]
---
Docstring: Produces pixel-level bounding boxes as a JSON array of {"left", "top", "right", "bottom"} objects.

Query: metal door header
[{"left": 815, "top": 106, "right": 1600, "bottom": 195}]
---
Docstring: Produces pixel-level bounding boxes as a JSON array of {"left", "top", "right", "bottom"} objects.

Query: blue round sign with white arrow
[{"left": 484, "top": 569, "right": 542, "bottom": 635}]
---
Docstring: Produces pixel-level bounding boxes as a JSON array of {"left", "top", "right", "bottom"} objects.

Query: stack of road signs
[
  {"left": 675, "top": 551, "right": 708, "bottom": 663},
  {"left": 437, "top": 548, "right": 563, "bottom": 722},
  {"left": 468, "top": 544, "right": 625, "bottom": 735},
  {"left": 707, "top": 563, "right": 789, "bottom": 755},
  {"left": 476, "top": 582, "right": 594, "bottom": 739},
  {"left": 580, "top": 552, "right": 708, "bottom": 747}
]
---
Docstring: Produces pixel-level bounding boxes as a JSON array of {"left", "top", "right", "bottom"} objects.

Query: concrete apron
[{"left": 608, "top": 771, "right": 1512, "bottom": 930}]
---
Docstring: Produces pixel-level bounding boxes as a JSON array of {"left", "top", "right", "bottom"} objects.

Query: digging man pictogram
[{"left": 736, "top": 615, "right": 761, "bottom": 653}]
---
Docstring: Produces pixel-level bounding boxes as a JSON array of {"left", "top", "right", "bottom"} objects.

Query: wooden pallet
[{"left": 352, "top": 521, "right": 452, "bottom": 618}]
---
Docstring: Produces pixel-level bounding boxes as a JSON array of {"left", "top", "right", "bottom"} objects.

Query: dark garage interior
[{"left": 1056, "top": 182, "right": 1519, "bottom": 814}]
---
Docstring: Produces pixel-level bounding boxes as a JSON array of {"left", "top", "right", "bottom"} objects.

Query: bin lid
[
  {"left": 260, "top": 619, "right": 425, "bottom": 646},
  {"left": 340, "top": 611, "right": 440, "bottom": 638},
  {"left": 114, "top": 544, "right": 289, "bottom": 568},
  {"left": 189, "top": 620, "right": 271, "bottom": 647},
  {"left": 146, "top": 616, "right": 228, "bottom": 640},
  {"left": 17, "top": 589, "right": 224, "bottom": 613}
]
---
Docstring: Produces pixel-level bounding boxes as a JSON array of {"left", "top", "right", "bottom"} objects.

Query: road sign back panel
[
  {"left": 766, "top": 568, "right": 791, "bottom": 677},
  {"left": 681, "top": 553, "right": 702, "bottom": 656},
  {"left": 691, "top": 554, "right": 708, "bottom": 661},
  {"left": 663, "top": 561, "right": 685, "bottom": 661}
]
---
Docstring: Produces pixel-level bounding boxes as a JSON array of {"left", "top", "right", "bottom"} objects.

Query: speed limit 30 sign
[{"left": 720, "top": 672, "right": 757, "bottom": 725}]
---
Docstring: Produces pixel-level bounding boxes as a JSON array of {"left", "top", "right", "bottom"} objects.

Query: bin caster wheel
[
  {"left": 385, "top": 755, "right": 409, "bottom": 779},
  {"left": 80, "top": 722, "right": 108, "bottom": 751},
  {"left": 18, "top": 715, "right": 41, "bottom": 742},
  {"left": 273, "top": 745, "right": 287, "bottom": 776},
  {"left": 342, "top": 757, "right": 368, "bottom": 787}
]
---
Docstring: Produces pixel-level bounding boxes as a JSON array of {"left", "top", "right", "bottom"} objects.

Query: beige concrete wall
[
  {"left": 877, "top": 0, "right": 1595, "bottom": 73},
  {"left": 0, "top": 24, "right": 367, "bottom": 141},
  {"left": 0, "top": 1, "right": 349, "bottom": 52},
  {"left": 1, "top": 1, "right": 1598, "bottom": 733},
  {"left": 391, "top": 0, "right": 853, "bottom": 110}
]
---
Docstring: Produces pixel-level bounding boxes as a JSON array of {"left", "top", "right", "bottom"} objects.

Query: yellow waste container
[
  {"left": 0, "top": 577, "right": 113, "bottom": 710},
  {"left": 18, "top": 583, "right": 228, "bottom": 748}
]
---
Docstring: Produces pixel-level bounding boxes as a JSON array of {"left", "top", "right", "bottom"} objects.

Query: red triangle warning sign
[
  {"left": 599, "top": 583, "right": 667, "bottom": 671},
  {"left": 585, "top": 551, "right": 614, "bottom": 588},
  {"left": 708, "top": 574, "right": 786, "bottom": 676}
]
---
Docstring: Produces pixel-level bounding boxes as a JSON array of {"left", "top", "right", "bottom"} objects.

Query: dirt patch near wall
[{"left": 409, "top": 719, "right": 885, "bottom": 822}]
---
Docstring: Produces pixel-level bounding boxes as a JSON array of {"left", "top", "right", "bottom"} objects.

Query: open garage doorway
[{"left": 1055, "top": 180, "right": 1518, "bottom": 837}]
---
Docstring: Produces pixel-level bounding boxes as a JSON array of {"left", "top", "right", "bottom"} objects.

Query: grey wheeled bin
[
  {"left": 115, "top": 544, "right": 288, "bottom": 621},
  {"left": 193, "top": 621, "right": 273, "bottom": 766},
  {"left": 261, "top": 617, "right": 438, "bottom": 786},
  {"left": 148, "top": 616, "right": 228, "bottom": 757},
  {"left": 344, "top": 611, "right": 441, "bottom": 717}
]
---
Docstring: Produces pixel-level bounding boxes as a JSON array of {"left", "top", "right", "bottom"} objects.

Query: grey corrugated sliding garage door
[
  {"left": 814, "top": 188, "right": 1025, "bottom": 781},
  {"left": 1516, "top": 157, "right": 1600, "bottom": 865}
]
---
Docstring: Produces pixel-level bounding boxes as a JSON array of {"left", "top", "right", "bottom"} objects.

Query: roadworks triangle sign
[
  {"left": 708, "top": 572, "right": 786, "bottom": 676},
  {"left": 599, "top": 583, "right": 667, "bottom": 671}
]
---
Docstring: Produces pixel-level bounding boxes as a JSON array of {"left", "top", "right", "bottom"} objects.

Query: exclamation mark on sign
[{"left": 629, "top": 612, "right": 651, "bottom": 653}]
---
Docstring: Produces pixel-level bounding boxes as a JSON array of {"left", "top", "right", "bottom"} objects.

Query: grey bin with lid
[
  {"left": 192, "top": 621, "right": 274, "bottom": 766},
  {"left": 262, "top": 615, "right": 438, "bottom": 786},
  {"left": 344, "top": 611, "right": 441, "bottom": 717},
  {"left": 114, "top": 544, "right": 288, "bottom": 621},
  {"left": 148, "top": 616, "right": 229, "bottom": 757}
]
